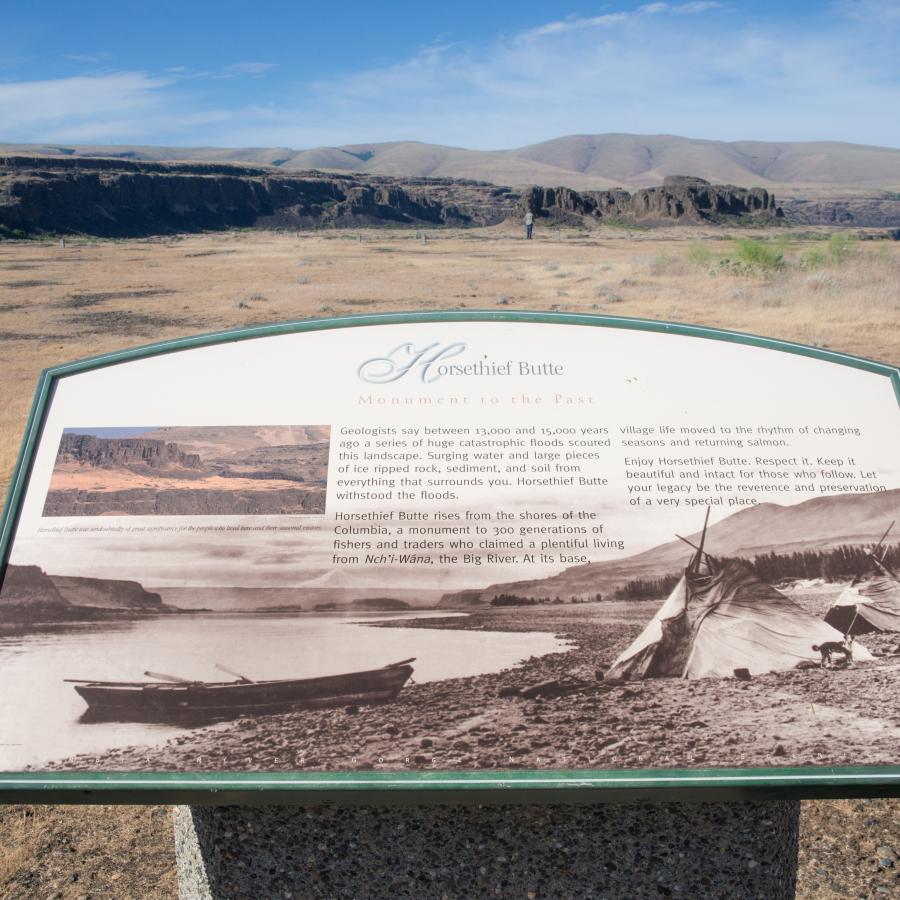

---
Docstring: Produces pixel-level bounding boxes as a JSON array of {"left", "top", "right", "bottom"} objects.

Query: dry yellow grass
[{"left": 0, "top": 804, "right": 176, "bottom": 898}]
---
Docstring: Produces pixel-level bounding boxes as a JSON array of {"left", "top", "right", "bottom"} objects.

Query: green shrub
[
  {"left": 827, "top": 233, "right": 854, "bottom": 265},
  {"left": 603, "top": 217, "right": 647, "bottom": 231},
  {"left": 801, "top": 247, "right": 828, "bottom": 269},
  {"left": 0, "top": 224, "right": 31, "bottom": 240},
  {"left": 687, "top": 242, "right": 713, "bottom": 266},
  {"left": 734, "top": 238, "right": 785, "bottom": 271}
]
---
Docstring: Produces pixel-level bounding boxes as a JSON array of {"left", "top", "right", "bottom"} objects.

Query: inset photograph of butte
[{"left": 42, "top": 425, "right": 330, "bottom": 516}]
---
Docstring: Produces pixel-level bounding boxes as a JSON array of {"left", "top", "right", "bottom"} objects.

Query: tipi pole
[
  {"left": 845, "top": 607, "right": 861, "bottom": 638},
  {"left": 873, "top": 520, "right": 895, "bottom": 559},
  {"left": 695, "top": 505, "right": 711, "bottom": 568},
  {"left": 679, "top": 506, "right": 712, "bottom": 574},
  {"left": 675, "top": 533, "right": 714, "bottom": 564},
  {"left": 864, "top": 521, "right": 897, "bottom": 578}
]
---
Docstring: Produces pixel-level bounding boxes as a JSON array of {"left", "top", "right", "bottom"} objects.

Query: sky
[
  {"left": 63, "top": 427, "right": 155, "bottom": 438},
  {"left": 2, "top": 1, "right": 899, "bottom": 150}
]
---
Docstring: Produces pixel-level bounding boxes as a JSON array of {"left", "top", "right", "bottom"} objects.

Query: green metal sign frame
[{"left": 1, "top": 310, "right": 899, "bottom": 804}]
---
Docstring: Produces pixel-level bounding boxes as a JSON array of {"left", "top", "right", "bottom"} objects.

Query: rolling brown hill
[
  {"left": 4, "top": 133, "right": 900, "bottom": 191},
  {"left": 507, "top": 134, "right": 900, "bottom": 190},
  {"left": 441, "top": 489, "right": 900, "bottom": 606}
]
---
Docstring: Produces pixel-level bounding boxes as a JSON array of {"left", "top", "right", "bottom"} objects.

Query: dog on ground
[{"left": 812, "top": 640, "right": 853, "bottom": 667}]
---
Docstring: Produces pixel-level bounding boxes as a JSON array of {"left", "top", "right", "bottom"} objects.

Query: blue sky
[{"left": 2, "top": 1, "right": 899, "bottom": 149}]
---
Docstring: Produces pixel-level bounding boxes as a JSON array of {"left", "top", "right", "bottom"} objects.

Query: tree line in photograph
[{"left": 613, "top": 543, "right": 900, "bottom": 601}]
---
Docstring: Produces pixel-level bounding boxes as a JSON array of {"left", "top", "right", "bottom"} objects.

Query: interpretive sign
[{"left": 1, "top": 312, "right": 899, "bottom": 803}]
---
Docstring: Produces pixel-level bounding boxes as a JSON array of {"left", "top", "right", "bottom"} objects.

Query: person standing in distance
[{"left": 525, "top": 209, "right": 534, "bottom": 240}]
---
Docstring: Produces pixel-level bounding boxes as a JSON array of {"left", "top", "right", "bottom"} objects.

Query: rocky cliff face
[
  {"left": 55, "top": 433, "right": 202, "bottom": 472},
  {"left": 521, "top": 176, "right": 782, "bottom": 224},
  {"left": 49, "top": 574, "right": 165, "bottom": 610},
  {"left": 779, "top": 197, "right": 900, "bottom": 227},
  {"left": 0, "top": 156, "right": 517, "bottom": 236},
  {"left": 0, "top": 563, "right": 170, "bottom": 622},
  {"left": 0, "top": 157, "right": 787, "bottom": 237},
  {"left": 438, "top": 589, "right": 489, "bottom": 608},
  {"left": 0, "top": 564, "right": 70, "bottom": 614}
]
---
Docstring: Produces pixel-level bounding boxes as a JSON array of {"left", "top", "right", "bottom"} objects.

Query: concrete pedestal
[{"left": 174, "top": 800, "right": 799, "bottom": 899}]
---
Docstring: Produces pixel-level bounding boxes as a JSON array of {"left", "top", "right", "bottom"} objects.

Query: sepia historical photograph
[{"left": 1, "top": 484, "right": 897, "bottom": 776}]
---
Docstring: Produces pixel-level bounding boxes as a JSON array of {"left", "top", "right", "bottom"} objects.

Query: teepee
[
  {"left": 607, "top": 511, "right": 872, "bottom": 680},
  {"left": 824, "top": 522, "right": 900, "bottom": 635}
]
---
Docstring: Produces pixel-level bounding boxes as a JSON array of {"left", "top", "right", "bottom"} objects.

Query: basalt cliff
[
  {"left": 56, "top": 434, "right": 203, "bottom": 473},
  {"left": 0, "top": 156, "right": 783, "bottom": 237},
  {"left": 521, "top": 175, "right": 781, "bottom": 225},
  {"left": 0, "top": 563, "right": 172, "bottom": 624}
]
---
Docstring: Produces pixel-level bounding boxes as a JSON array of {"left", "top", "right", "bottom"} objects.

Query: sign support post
[{"left": 173, "top": 800, "right": 800, "bottom": 898}]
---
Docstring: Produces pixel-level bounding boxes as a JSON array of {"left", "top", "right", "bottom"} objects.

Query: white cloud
[
  {"left": 835, "top": 0, "right": 900, "bottom": 20},
  {"left": 0, "top": 68, "right": 255, "bottom": 144},
  {"left": 63, "top": 53, "right": 111, "bottom": 64},
  {"left": 517, "top": 2, "right": 719, "bottom": 41},
  {"left": 519, "top": 13, "right": 630, "bottom": 41},
  {"left": 673, "top": 2, "right": 722, "bottom": 12},
  {"left": 218, "top": 62, "right": 278, "bottom": 78},
  {"left": 0, "top": 73, "right": 172, "bottom": 139}
]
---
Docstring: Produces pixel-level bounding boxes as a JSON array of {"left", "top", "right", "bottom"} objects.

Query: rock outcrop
[
  {"left": 438, "top": 589, "right": 489, "bottom": 608},
  {"left": 521, "top": 176, "right": 782, "bottom": 225},
  {"left": 0, "top": 156, "right": 787, "bottom": 237},
  {"left": 0, "top": 564, "right": 71, "bottom": 619},
  {"left": 42, "top": 487, "right": 326, "bottom": 516},
  {"left": 49, "top": 574, "right": 165, "bottom": 610},
  {"left": 779, "top": 197, "right": 900, "bottom": 228},
  {"left": 0, "top": 563, "right": 172, "bottom": 622},
  {"left": 55, "top": 434, "right": 202, "bottom": 472},
  {"left": 0, "top": 155, "right": 516, "bottom": 236}
]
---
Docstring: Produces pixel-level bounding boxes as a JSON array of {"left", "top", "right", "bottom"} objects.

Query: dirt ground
[{"left": 1, "top": 224, "right": 899, "bottom": 897}]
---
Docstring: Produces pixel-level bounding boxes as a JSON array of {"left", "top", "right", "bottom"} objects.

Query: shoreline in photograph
[
  {"left": 36, "top": 590, "right": 900, "bottom": 775},
  {"left": 0, "top": 608, "right": 564, "bottom": 770}
]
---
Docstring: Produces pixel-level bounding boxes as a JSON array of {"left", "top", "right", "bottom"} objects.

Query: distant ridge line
[{"left": 3, "top": 132, "right": 900, "bottom": 190}]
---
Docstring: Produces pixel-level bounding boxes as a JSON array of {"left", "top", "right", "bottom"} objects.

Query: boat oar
[
  {"left": 215, "top": 663, "right": 254, "bottom": 684},
  {"left": 385, "top": 657, "right": 416, "bottom": 668},
  {"left": 144, "top": 670, "right": 192, "bottom": 684}
]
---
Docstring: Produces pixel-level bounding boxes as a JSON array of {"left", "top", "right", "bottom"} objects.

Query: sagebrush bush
[
  {"left": 687, "top": 242, "right": 713, "bottom": 266},
  {"left": 828, "top": 233, "right": 854, "bottom": 265},
  {"left": 801, "top": 247, "right": 828, "bottom": 269},
  {"left": 734, "top": 238, "right": 786, "bottom": 271}
]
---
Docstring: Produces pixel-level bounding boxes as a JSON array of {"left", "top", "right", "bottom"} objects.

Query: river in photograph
[{"left": 0, "top": 611, "right": 571, "bottom": 769}]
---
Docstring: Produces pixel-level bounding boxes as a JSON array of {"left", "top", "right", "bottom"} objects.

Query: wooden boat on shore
[{"left": 67, "top": 658, "right": 415, "bottom": 722}]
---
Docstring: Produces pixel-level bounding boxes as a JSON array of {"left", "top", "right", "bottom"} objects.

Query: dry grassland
[
  {"left": 0, "top": 223, "right": 898, "bottom": 898},
  {"left": 0, "top": 804, "right": 175, "bottom": 898}
]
